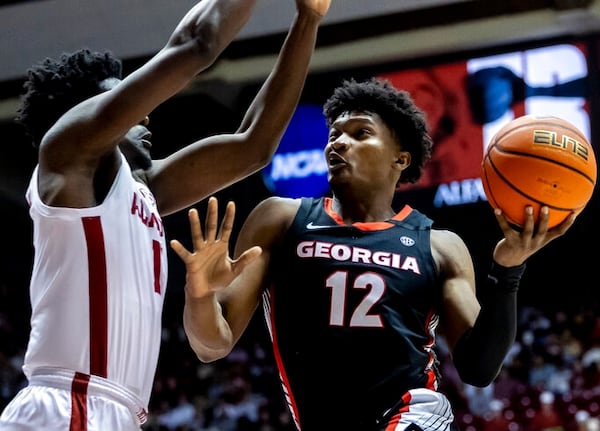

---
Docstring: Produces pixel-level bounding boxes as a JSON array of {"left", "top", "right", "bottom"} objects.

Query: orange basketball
[{"left": 481, "top": 114, "right": 597, "bottom": 228}]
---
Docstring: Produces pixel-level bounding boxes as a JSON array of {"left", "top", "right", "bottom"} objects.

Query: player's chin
[
  {"left": 327, "top": 173, "right": 344, "bottom": 190},
  {"left": 327, "top": 166, "right": 350, "bottom": 182}
]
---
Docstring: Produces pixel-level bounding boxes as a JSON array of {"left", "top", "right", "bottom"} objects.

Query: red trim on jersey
[
  {"left": 323, "top": 197, "right": 414, "bottom": 231},
  {"left": 423, "top": 309, "right": 439, "bottom": 391},
  {"left": 268, "top": 284, "right": 302, "bottom": 430},
  {"left": 82, "top": 217, "right": 108, "bottom": 377},
  {"left": 70, "top": 372, "right": 90, "bottom": 431},
  {"left": 385, "top": 391, "right": 413, "bottom": 430},
  {"left": 391, "top": 205, "right": 414, "bottom": 222},
  {"left": 425, "top": 368, "right": 437, "bottom": 390},
  {"left": 152, "top": 239, "right": 161, "bottom": 294}
]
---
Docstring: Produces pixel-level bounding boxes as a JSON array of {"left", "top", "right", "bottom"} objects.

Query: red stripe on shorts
[{"left": 70, "top": 372, "right": 90, "bottom": 431}]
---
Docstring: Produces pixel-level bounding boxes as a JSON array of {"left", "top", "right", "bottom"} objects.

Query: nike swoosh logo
[{"left": 306, "top": 222, "right": 331, "bottom": 230}]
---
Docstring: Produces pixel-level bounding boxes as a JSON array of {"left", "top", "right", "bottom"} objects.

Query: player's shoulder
[
  {"left": 250, "top": 196, "right": 302, "bottom": 225},
  {"left": 242, "top": 197, "right": 302, "bottom": 246},
  {"left": 431, "top": 228, "right": 470, "bottom": 256},
  {"left": 431, "top": 228, "right": 472, "bottom": 264},
  {"left": 430, "top": 228, "right": 463, "bottom": 243},
  {"left": 258, "top": 196, "right": 301, "bottom": 211}
]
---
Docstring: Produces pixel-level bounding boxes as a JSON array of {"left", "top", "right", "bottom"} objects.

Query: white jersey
[{"left": 22, "top": 153, "right": 167, "bottom": 410}]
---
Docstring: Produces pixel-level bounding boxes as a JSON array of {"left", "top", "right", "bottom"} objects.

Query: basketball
[{"left": 481, "top": 114, "right": 597, "bottom": 228}]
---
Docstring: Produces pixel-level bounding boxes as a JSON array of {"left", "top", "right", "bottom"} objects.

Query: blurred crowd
[
  {"left": 437, "top": 304, "right": 600, "bottom": 430},
  {"left": 1, "top": 282, "right": 599, "bottom": 431}
]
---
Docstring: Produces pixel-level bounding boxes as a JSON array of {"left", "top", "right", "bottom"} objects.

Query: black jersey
[{"left": 265, "top": 197, "right": 444, "bottom": 430}]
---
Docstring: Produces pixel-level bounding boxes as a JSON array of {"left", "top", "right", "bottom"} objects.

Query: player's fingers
[
  {"left": 218, "top": 201, "right": 235, "bottom": 242},
  {"left": 170, "top": 239, "right": 190, "bottom": 260},
  {"left": 231, "top": 246, "right": 262, "bottom": 276},
  {"left": 535, "top": 206, "right": 550, "bottom": 237},
  {"left": 493, "top": 208, "right": 513, "bottom": 236},
  {"left": 205, "top": 196, "right": 219, "bottom": 241},
  {"left": 551, "top": 212, "right": 577, "bottom": 237},
  {"left": 521, "top": 206, "right": 535, "bottom": 238},
  {"left": 188, "top": 208, "right": 204, "bottom": 248}
]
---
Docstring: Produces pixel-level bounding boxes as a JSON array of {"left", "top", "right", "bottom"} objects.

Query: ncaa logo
[
  {"left": 262, "top": 104, "right": 330, "bottom": 198},
  {"left": 400, "top": 236, "right": 415, "bottom": 247}
]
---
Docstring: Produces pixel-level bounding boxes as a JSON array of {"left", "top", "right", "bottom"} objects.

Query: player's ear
[{"left": 395, "top": 151, "right": 411, "bottom": 169}]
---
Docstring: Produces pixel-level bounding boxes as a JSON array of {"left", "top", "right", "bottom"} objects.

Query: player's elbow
[
  {"left": 169, "top": 21, "right": 223, "bottom": 67},
  {"left": 248, "top": 129, "right": 287, "bottom": 168},
  {"left": 455, "top": 363, "right": 499, "bottom": 388},
  {"left": 452, "top": 329, "right": 504, "bottom": 387},
  {"left": 250, "top": 146, "right": 277, "bottom": 172},
  {"left": 193, "top": 344, "right": 233, "bottom": 364},
  {"left": 183, "top": 321, "right": 235, "bottom": 363},
  {"left": 229, "top": 129, "right": 281, "bottom": 174},
  {"left": 191, "top": 23, "right": 223, "bottom": 65}
]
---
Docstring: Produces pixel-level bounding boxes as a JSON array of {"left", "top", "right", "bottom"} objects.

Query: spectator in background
[
  {"left": 527, "top": 391, "right": 565, "bottom": 431},
  {"left": 493, "top": 367, "right": 527, "bottom": 405},
  {"left": 464, "top": 383, "right": 495, "bottom": 419},
  {"left": 482, "top": 399, "right": 513, "bottom": 431}
]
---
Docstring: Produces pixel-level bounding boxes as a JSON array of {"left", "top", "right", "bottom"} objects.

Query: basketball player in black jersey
[{"left": 171, "top": 78, "right": 576, "bottom": 431}]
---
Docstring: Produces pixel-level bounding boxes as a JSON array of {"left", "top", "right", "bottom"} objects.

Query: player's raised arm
[{"left": 148, "top": 0, "right": 332, "bottom": 216}]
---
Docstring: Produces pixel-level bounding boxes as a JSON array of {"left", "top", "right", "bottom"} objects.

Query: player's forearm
[
  {"left": 236, "top": 7, "right": 324, "bottom": 160},
  {"left": 169, "top": 0, "right": 258, "bottom": 66},
  {"left": 452, "top": 262, "right": 525, "bottom": 386},
  {"left": 92, "top": 0, "right": 259, "bottom": 150},
  {"left": 183, "top": 294, "right": 234, "bottom": 362}
]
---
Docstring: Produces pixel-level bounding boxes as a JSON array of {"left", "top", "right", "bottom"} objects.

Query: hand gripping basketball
[{"left": 481, "top": 114, "right": 597, "bottom": 228}]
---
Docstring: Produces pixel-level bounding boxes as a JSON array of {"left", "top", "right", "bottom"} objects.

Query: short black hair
[
  {"left": 323, "top": 77, "right": 433, "bottom": 184},
  {"left": 16, "top": 48, "right": 122, "bottom": 147}
]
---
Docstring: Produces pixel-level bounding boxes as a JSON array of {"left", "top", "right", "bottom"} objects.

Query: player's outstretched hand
[
  {"left": 492, "top": 205, "right": 576, "bottom": 267},
  {"left": 170, "top": 197, "right": 262, "bottom": 299}
]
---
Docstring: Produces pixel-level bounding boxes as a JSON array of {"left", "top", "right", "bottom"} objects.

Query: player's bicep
[
  {"left": 441, "top": 277, "right": 480, "bottom": 350},
  {"left": 219, "top": 249, "right": 271, "bottom": 344},
  {"left": 432, "top": 229, "right": 480, "bottom": 349},
  {"left": 221, "top": 197, "right": 298, "bottom": 343}
]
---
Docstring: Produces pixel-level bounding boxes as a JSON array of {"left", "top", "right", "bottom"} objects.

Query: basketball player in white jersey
[{"left": 0, "top": 1, "right": 331, "bottom": 430}]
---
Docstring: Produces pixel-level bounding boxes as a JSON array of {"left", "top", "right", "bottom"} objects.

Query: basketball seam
[
  {"left": 483, "top": 153, "right": 585, "bottom": 212},
  {"left": 492, "top": 120, "right": 588, "bottom": 147},
  {"left": 490, "top": 146, "right": 596, "bottom": 185}
]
